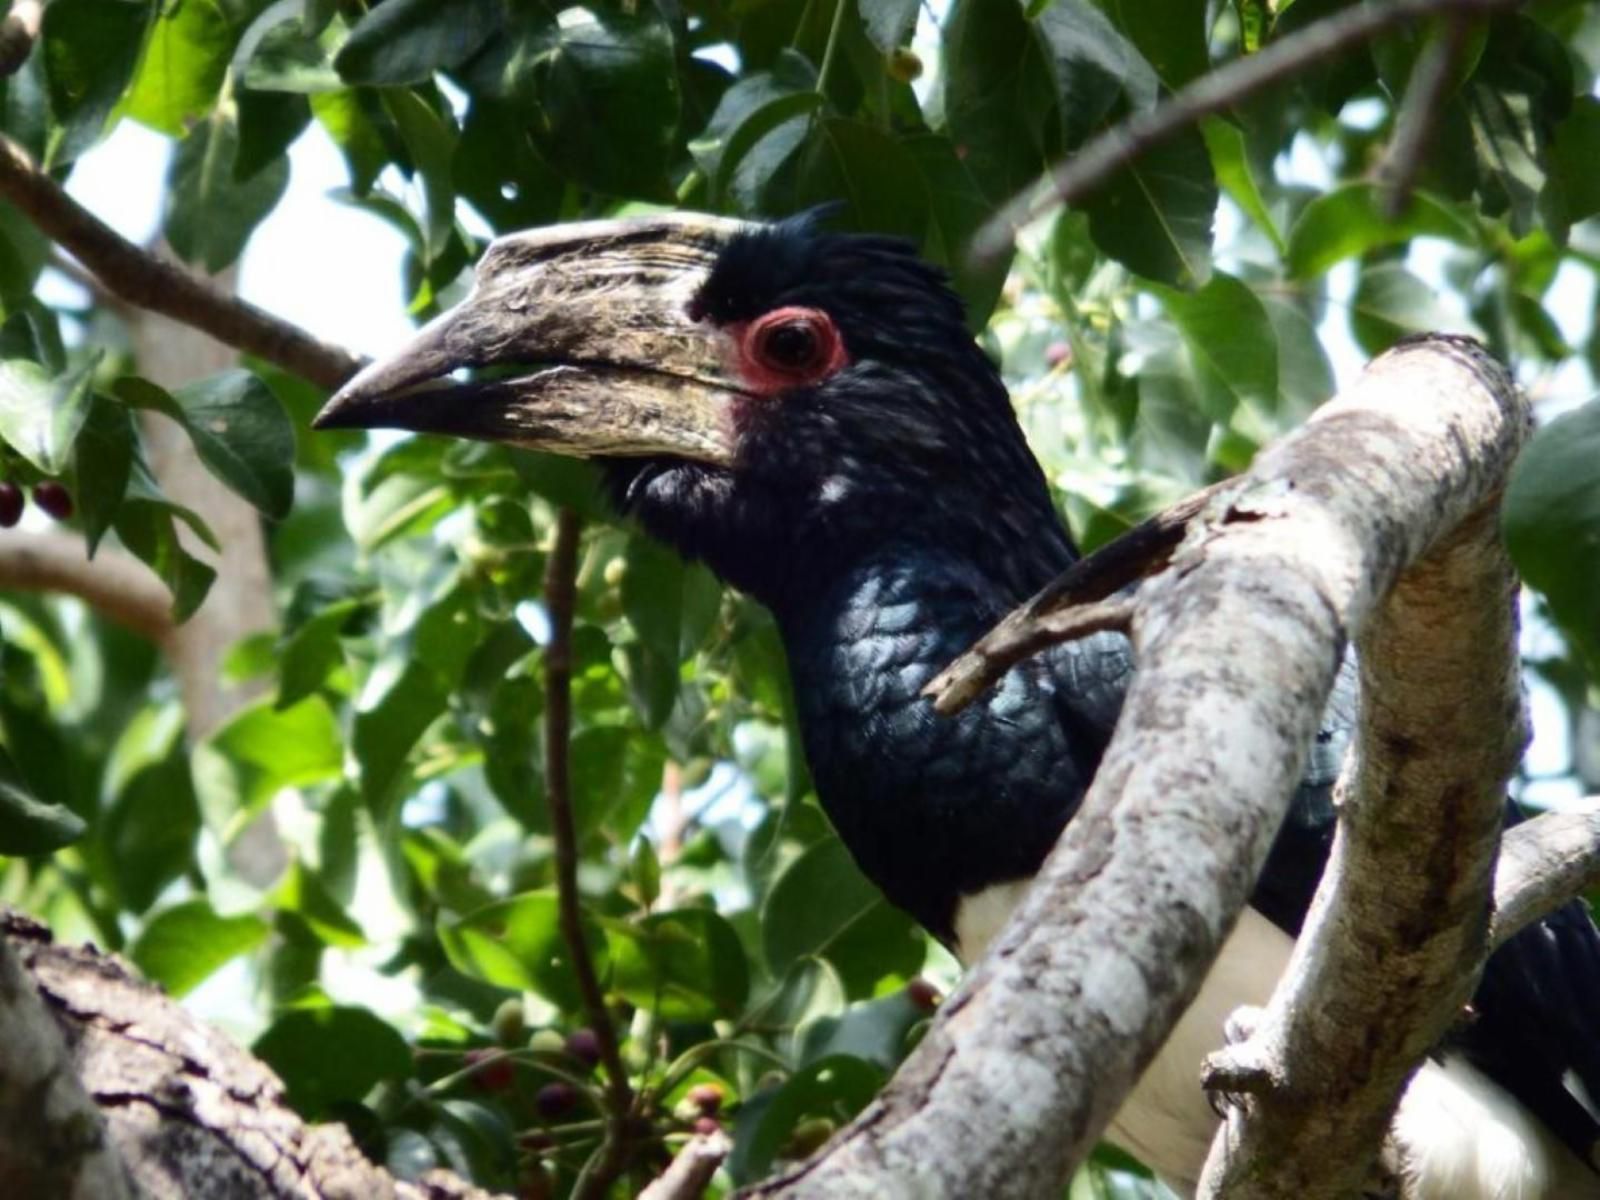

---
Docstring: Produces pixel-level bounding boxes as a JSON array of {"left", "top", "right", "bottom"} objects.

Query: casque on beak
[{"left": 312, "top": 212, "right": 752, "bottom": 467}]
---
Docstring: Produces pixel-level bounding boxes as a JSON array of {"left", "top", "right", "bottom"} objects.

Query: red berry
[
  {"left": 1044, "top": 341, "right": 1072, "bottom": 368},
  {"left": 693, "top": 1115, "right": 721, "bottom": 1136},
  {"left": 906, "top": 978, "right": 941, "bottom": 1012},
  {"left": 0, "top": 482, "right": 21, "bottom": 528},
  {"left": 686, "top": 1083, "right": 724, "bottom": 1116},
  {"left": 32, "top": 482, "right": 73, "bottom": 521},
  {"left": 465, "top": 1048, "right": 516, "bottom": 1092},
  {"left": 536, "top": 1082, "right": 579, "bottom": 1120},
  {"left": 565, "top": 1028, "right": 601, "bottom": 1068}
]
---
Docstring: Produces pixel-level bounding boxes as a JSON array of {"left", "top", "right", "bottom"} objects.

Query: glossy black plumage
[{"left": 604, "top": 214, "right": 1600, "bottom": 1172}]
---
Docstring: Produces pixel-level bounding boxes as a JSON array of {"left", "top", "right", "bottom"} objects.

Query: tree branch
[
  {"left": 1197, "top": 491, "right": 1523, "bottom": 1197},
  {"left": 0, "top": 134, "right": 362, "bottom": 391},
  {"left": 639, "top": 1130, "right": 732, "bottom": 1200},
  {"left": 2, "top": 909, "right": 509, "bottom": 1200},
  {"left": 0, "top": 530, "right": 173, "bottom": 642},
  {"left": 542, "top": 508, "right": 636, "bottom": 1199},
  {"left": 971, "top": 0, "right": 1518, "bottom": 259},
  {"left": 747, "top": 335, "right": 1525, "bottom": 1199},
  {"left": 1493, "top": 801, "right": 1600, "bottom": 950},
  {"left": 0, "top": 931, "right": 135, "bottom": 1200},
  {"left": 0, "top": 0, "right": 41, "bottom": 78}
]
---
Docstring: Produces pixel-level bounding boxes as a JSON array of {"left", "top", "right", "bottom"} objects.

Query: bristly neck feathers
[{"left": 603, "top": 218, "right": 1103, "bottom": 939}]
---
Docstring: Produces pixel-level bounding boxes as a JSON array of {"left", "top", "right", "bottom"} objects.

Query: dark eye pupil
[{"left": 764, "top": 322, "right": 819, "bottom": 368}]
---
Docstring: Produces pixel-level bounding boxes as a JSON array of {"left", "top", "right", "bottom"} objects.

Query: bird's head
[{"left": 315, "top": 211, "right": 1068, "bottom": 608}]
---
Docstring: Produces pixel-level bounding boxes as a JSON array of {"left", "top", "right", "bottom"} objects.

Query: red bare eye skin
[{"left": 730, "top": 306, "right": 849, "bottom": 395}]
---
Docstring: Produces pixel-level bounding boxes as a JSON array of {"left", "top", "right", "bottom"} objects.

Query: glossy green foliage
[{"left": 2, "top": 3, "right": 1600, "bottom": 1197}]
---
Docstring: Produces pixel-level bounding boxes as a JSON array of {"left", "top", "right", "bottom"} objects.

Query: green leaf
[
  {"left": 40, "top": 0, "right": 149, "bottom": 166},
  {"left": 277, "top": 859, "right": 367, "bottom": 947},
  {"left": 728, "top": 1056, "right": 883, "bottom": 1184},
  {"left": 1081, "top": 126, "right": 1215, "bottom": 287},
  {"left": 798, "top": 988, "right": 925, "bottom": 1070},
  {"left": 253, "top": 1004, "right": 411, "bottom": 1118},
  {"left": 237, "top": 5, "right": 347, "bottom": 93},
  {"left": 796, "top": 118, "right": 931, "bottom": 242},
  {"left": 130, "top": 898, "right": 268, "bottom": 996},
  {"left": 762, "top": 837, "right": 924, "bottom": 999},
  {"left": 942, "top": 0, "right": 1054, "bottom": 202},
  {"left": 1350, "top": 262, "right": 1472, "bottom": 356},
  {"left": 311, "top": 90, "right": 393, "bottom": 194},
  {"left": 438, "top": 890, "right": 609, "bottom": 1011},
  {"left": 117, "top": 372, "right": 296, "bottom": 519},
  {"left": 1551, "top": 96, "right": 1600, "bottom": 224},
  {"left": 335, "top": 0, "right": 502, "bottom": 85},
  {"left": 277, "top": 595, "right": 364, "bottom": 708},
  {"left": 1106, "top": 0, "right": 1208, "bottom": 88},
  {"left": 467, "top": 3, "right": 681, "bottom": 198},
  {"left": 1154, "top": 272, "right": 1279, "bottom": 421},
  {"left": 125, "top": 0, "right": 236, "bottom": 136},
  {"left": 0, "top": 356, "right": 95, "bottom": 474},
  {"left": 1504, "top": 401, "right": 1600, "bottom": 672},
  {"left": 71, "top": 393, "right": 134, "bottom": 555},
  {"left": 113, "top": 494, "right": 218, "bottom": 621},
  {"left": 166, "top": 109, "right": 291, "bottom": 273},
  {"left": 234, "top": 89, "right": 310, "bottom": 181},
  {"left": 191, "top": 695, "right": 342, "bottom": 828},
  {"left": 1286, "top": 183, "right": 1476, "bottom": 279},
  {"left": 381, "top": 89, "right": 456, "bottom": 262},
  {"left": 0, "top": 742, "right": 85, "bottom": 855},
  {"left": 1200, "top": 117, "right": 1283, "bottom": 254},
  {"left": 608, "top": 908, "right": 749, "bottom": 1021}
]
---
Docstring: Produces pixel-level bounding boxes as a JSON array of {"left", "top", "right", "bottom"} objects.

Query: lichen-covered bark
[
  {"left": 749, "top": 336, "right": 1527, "bottom": 1200},
  {"left": 0, "top": 911, "right": 507, "bottom": 1200}
]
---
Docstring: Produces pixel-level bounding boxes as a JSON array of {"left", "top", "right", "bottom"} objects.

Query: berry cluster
[{"left": 0, "top": 481, "right": 73, "bottom": 527}]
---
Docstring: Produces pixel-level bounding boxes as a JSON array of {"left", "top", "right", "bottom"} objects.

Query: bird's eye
[{"left": 737, "top": 306, "right": 847, "bottom": 392}]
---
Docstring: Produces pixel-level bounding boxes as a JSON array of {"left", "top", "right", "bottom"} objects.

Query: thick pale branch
[
  {"left": 0, "top": 135, "right": 362, "bottom": 391},
  {"left": 0, "top": 530, "right": 173, "bottom": 641},
  {"left": 0, "top": 935, "right": 134, "bottom": 1200},
  {"left": 972, "top": 0, "right": 1518, "bottom": 259},
  {"left": 748, "top": 335, "right": 1524, "bottom": 1200},
  {"left": 1198, "top": 494, "right": 1523, "bottom": 1199},
  {"left": 1493, "top": 801, "right": 1600, "bottom": 950}
]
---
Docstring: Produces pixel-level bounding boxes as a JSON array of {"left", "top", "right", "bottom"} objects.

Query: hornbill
[{"left": 316, "top": 211, "right": 1600, "bottom": 1198}]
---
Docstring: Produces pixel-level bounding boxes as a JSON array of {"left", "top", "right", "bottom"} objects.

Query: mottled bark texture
[
  {"left": 0, "top": 910, "right": 508, "bottom": 1200},
  {"left": 751, "top": 336, "right": 1528, "bottom": 1200}
]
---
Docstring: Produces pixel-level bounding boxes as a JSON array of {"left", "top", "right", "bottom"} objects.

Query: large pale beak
[{"left": 312, "top": 212, "right": 752, "bottom": 466}]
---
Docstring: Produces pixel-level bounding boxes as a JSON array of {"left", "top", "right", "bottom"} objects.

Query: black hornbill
[{"left": 316, "top": 212, "right": 1600, "bottom": 1198}]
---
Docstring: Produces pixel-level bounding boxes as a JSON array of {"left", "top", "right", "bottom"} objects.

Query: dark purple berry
[
  {"left": 0, "top": 483, "right": 22, "bottom": 528},
  {"left": 565, "top": 1028, "right": 602, "bottom": 1069},
  {"left": 32, "top": 482, "right": 73, "bottom": 521},
  {"left": 535, "top": 1082, "right": 579, "bottom": 1120}
]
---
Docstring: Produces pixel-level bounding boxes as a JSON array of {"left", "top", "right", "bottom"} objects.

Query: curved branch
[
  {"left": 971, "top": 0, "right": 1518, "bottom": 259},
  {"left": 748, "top": 335, "right": 1525, "bottom": 1199},
  {"left": 1493, "top": 801, "right": 1600, "bottom": 950},
  {"left": 0, "top": 529, "right": 172, "bottom": 642},
  {"left": 0, "top": 135, "right": 362, "bottom": 391}
]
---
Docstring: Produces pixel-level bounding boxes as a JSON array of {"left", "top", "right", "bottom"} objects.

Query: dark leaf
[{"left": 254, "top": 1003, "right": 412, "bottom": 1118}]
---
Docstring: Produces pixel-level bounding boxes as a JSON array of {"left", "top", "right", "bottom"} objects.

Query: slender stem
[
  {"left": 1380, "top": 12, "right": 1471, "bottom": 219},
  {"left": 816, "top": 0, "right": 850, "bottom": 101},
  {"left": 971, "top": 0, "right": 1517, "bottom": 259},
  {"left": 543, "top": 507, "right": 636, "bottom": 1200}
]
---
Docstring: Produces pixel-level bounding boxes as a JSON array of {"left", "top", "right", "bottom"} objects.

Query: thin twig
[
  {"left": 1380, "top": 12, "right": 1472, "bottom": 219},
  {"left": 638, "top": 1129, "right": 731, "bottom": 1200},
  {"left": 0, "top": 134, "right": 362, "bottom": 391},
  {"left": 925, "top": 480, "right": 1231, "bottom": 713},
  {"left": 1491, "top": 801, "right": 1600, "bottom": 950},
  {"left": 0, "top": 0, "right": 42, "bottom": 78},
  {"left": 542, "top": 508, "right": 636, "bottom": 1200},
  {"left": 971, "top": 0, "right": 1516, "bottom": 259}
]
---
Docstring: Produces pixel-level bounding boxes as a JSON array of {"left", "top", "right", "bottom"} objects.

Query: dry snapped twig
[
  {"left": 0, "top": 134, "right": 362, "bottom": 391},
  {"left": 927, "top": 479, "right": 1230, "bottom": 714},
  {"left": 972, "top": 0, "right": 1518, "bottom": 259},
  {"left": 639, "top": 1130, "right": 732, "bottom": 1200},
  {"left": 542, "top": 509, "right": 638, "bottom": 1200}
]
